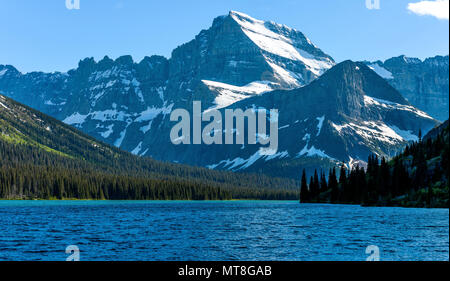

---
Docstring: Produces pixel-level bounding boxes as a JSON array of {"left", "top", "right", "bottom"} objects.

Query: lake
[{"left": 0, "top": 201, "right": 448, "bottom": 261}]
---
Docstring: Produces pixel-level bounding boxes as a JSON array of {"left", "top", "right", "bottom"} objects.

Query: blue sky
[{"left": 0, "top": 0, "right": 448, "bottom": 73}]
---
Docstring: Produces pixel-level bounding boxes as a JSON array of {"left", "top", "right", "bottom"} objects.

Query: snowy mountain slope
[
  {"left": 164, "top": 11, "right": 335, "bottom": 110},
  {"left": 0, "top": 11, "right": 335, "bottom": 157},
  {"left": 364, "top": 55, "right": 449, "bottom": 121},
  {"left": 134, "top": 61, "right": 438, "bottom": 179},
  {"left": 229, "top": 11, "right": 334, "bottom": 77},
  {"left": 0, "top": 55, "right": 171, "bottom": 152},
  {"left": 201, "top": 80, "right": 275, "bottom": 110},
  {"left": 0, "top": 11, "right": 443, "bottom": 179},
  {"left": 366, "top": 63, "right": 394, "bottom": 79}
]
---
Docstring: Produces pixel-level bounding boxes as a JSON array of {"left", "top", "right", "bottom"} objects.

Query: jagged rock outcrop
[{"left": 365, "top": 55, "right": 449, "bottom": 121}]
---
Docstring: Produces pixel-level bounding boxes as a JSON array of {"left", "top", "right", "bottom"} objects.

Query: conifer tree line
[
  {"left": 0, "top": 140, "right": 299, "bottom": 200},
  {"left": 300, "top": 123, "right": 449, "bottom": 208},
  {"left": 0, "top": 95, "right": 299, "bottom": 200}
]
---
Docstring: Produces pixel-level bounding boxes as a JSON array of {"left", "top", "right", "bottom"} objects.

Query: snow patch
[
  {"left": 135, "top": 104, "right": 173, "bottom": 122},
  {"left": 264, "top": 150, "right": 289, "bottom": 161},
  {"left": 140, "top": 148, "right": 149, "bottom": 156},
  {"left": 347, "top": 157, "right": 368, "bottom": 170},
  {"left": 364, "top": 95, "right": 432, "bottom": 119},
  {"left": 389, "top": 125, "right": 419, "bottom": 142},
  {"left": 100, "top": 124, "right": 114, "bottom": 138},
  {"left": 91, "top": 110, "right": 128, "bottom": 122},
  {"left": 230, "top": 11, "right": 334, "bottom": 76},
  {"left": 368, "top": 63, "right": 394, "bottom": 79},
  {"left": 298, "top": 144, "right": 332, "bottom": 159},
  {"left": 114, "top": 128, "right": 127, "bottom": 147},
  {"left": 131, "top": 141, "right": 143, "bottom": 155},
  {"left": 44, "top": 100, "right": 66, "bottom": 106},
  {"left": 140, "top": 121, "right": 153, "bottom": 133},
  {"left": 63, "top": 112, "right": 88, "bottom": 125},
  {"left": 331, "top": 121, "right": 411, "bottom": 145},
  {"left": 202, "top": 80, "right": 274, "bottom": 110},
  {"left": 316, "top": 115, "right": 325, "bottom": 136},
  {"left": 207, "top": 148, "right": 288, "bottom": 171},
  {"left": 266, "top": 60, "right": 302, "bottom": 87}
]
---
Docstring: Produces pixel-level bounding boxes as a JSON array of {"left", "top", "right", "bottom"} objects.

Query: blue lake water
[{"left": 0, "top": 200, "right": 448, "bottom": 261}]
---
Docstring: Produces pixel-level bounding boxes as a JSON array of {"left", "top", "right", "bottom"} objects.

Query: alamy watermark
[
  {"left": 365, "top": 245, "right": 380, "bottom": 261},
  {"left": 366, "top": 0, "right": 380, "bottom": 10},
  {"left": 170, "top": 101, "right": 279, "bottom": 155},
  {"left": 66, "top": 245, "right": 80, "bottom": 261},
  {"left": 66, "top": 0, "right": 80, "bottom": 10}
]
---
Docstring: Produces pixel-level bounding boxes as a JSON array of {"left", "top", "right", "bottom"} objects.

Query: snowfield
[{"left": 230, "top": 11, "right": 334, "bottom": 76}]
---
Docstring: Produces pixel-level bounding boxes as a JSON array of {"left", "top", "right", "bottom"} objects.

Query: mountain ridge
[
  {"left": 140, "top": 60, "right": 438, "bottom": 178},
  {"left": 0, "top": 11, "right": 446, "bottom": 179},
  {"left": 364, "top": 55, "right": 449, "bottom": 121},
  {"left": 0, "top": 93, "right": 299, "bottom": 199},
  {"left": 0, "top": 11, "right": 335, "bottom": 159}
]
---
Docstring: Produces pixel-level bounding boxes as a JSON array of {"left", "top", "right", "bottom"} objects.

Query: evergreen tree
[
  {"left": 307, "top": 169, "right": 320, "bottom": 202},
  {"left": 338, "top": 165, "right": 347, "bottom": 201},
  {"left": 319, "top": 170, "right": 328, "bottom": 197},
  {"left": 329, "top": 168, "right": 338, "bottom": 203},
  {"left": 300, "top": 169, "right": 309, "bottom": 203}
]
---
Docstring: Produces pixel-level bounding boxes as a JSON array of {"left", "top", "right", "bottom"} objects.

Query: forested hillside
[
  {"left": 0, "top": 94, "right": 298, "bottom": 200},
  {"left": 300, "top": 121, "right": 449, "bottom": 208}
]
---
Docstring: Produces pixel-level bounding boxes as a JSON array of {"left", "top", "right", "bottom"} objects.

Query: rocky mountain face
[
  {"left": 0, "top": 55, "right": 171, "bottom": 150},
  {"left": 0, "top": 11, "right": 334, "bottom": 156},
  {"left": 142, "top": 61, "right": 438, "bottom": 178},
  {"left": 365, "top": 55, "right": 449, "bottom": 121},
  {"left": 169, "top": 11, "right": 334, "bottom": 109},
  {"left": 0, "top": 11, "right": 443, "bottom": 179}
]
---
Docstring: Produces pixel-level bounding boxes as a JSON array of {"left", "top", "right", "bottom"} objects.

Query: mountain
[
  {"left": 0, "top": 93, "right": 299, "bottom": 199},
  {"left": 0, "top": 11, "right": 334, "bottom": 156},
  {"left": 142, "top": 61, "right": 438, "bottom": 178},
  {"left": 364, "top": 55, "right": 449, "bottom": 121},
  {"left": 0, "top": 55, "right": 171, "bottom": 152},
  {"left": 0, "top": 11, "right": 442, "bottom": 179},
  {"left": 169, "top": 10, "right": 334, "bottom": 109}
]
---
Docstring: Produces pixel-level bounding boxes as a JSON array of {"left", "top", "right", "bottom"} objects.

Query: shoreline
[{"left": 0, "top": 199, "right": 448, "bottom": 209}]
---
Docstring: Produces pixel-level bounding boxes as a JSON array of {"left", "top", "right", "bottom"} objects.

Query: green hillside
[{"left": 0, "top": 94, "right": 298, "bottom": 200}]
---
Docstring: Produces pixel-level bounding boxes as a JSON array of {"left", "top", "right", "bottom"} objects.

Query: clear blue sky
[{"left": 0, "top": 0, "right": 448, "bottom": 73}]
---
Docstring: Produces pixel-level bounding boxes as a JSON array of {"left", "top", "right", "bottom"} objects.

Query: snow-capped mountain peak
[
  {"left": 0, "top": 12, "right": 444, "bottom": 180},
  {"left": 229, "top": 10, "right": 334, "bottom": 76}
]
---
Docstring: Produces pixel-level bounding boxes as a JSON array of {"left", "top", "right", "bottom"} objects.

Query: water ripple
[{"left": 0, "top": 201, "right": 448, "bottom": 261}]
